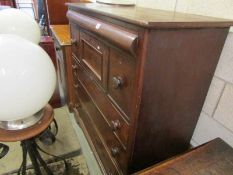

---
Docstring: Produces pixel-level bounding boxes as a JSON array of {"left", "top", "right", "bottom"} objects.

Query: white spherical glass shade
[
  {"left": 0, "top": 8, "right": 40, "bottom": 44},
  {"left": 0, "top": 35, "right": 56, "bottom": 121}
]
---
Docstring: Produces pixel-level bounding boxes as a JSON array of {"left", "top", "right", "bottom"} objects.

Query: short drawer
[
  {"left": 79, "top": 30, "right": 109, "bottom": 89},
  {"left": 108, "top": 49, "right": 137, "bottom": 119},
  {"left": 70, "top": 22, "right": 80, "bottom": 60},
  {"left": 76, "top": 79, "right": 128, "bottom": 173},
  {"left": 77, "top": 62, "right": 130, "bottom": 148}
]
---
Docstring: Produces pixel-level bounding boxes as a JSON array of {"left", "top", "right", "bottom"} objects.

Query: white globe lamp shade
[
  {"left": 0, "top": 8, "right": 41, "bottom": 44},
  {"left": 0, "top": 35, "right": 56, "bottom": 127}
]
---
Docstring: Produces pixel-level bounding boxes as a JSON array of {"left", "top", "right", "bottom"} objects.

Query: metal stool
[{"left": 0, "top": 104, "right": 63, "bottom": 175}]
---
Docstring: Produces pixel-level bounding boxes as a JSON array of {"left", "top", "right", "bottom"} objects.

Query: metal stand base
[
  {"left": 18, "top": 139, "right": 54, "bottom": 175},
  {"left": 0, "top": 109, "right": 44, "bottom": 130},
  {"left": 18, "top": 121, "right": 67, "bottom": 175}
]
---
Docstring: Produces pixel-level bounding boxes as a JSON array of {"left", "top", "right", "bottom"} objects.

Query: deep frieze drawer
[{"left": 67, "top": 10, "right": 138, "bottom": 55}]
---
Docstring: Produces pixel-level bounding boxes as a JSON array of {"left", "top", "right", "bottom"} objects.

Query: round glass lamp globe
[
  {"left": 0, "top": 8, "right": 40, "bottom": 44},
  {"left": 0, "top": 35, "right": 56, "bottom": 121}
]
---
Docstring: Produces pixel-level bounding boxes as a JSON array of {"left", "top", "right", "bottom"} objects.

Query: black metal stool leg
[
  {"left": 16, "top": 119, "right": 64, "bottom": 175},
  {"left": 19, "top": 139, "right": 55, "bottom": 175},
  {"left": 21, "top": 141, "right": 28, "bottom": 175},
  {"left": 18, "top": 142, "right": 27, "bottom": 175},
  {"left": 26, "top": 140, "right": 43, "bottom": 175},
  {"left": 32, "top": 142, "right": 53, "bottom": 175},
  {"left": 0, "top": 143, "right": 9, "bottom": 159}
]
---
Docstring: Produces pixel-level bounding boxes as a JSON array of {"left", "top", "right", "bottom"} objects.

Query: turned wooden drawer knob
[
  {"left": 73, "top": 83, "right": 79, "bottom": 89},
  {"left": 71, "top": 39, "right": 78, "bottom": 45},
  {"left": 69, "top": 102, "right": 74, "bottom": 109},
  {"left": 111, "top": 146, "right": 120, "bottom": 157},
  {"left": 112, "top": 76, "right": 124, "bottom": 89},
  {"left": 74, "top": 103, "right": 80, "bottom": 109},
  {"left": 111, "top": 120, "right": 121, "bottom": 131},
  {"left": 72, "top": 64, "right": 77, "bottom": 70},
  {"left": 72, "top": 64, "right": 78, "bottom": 74}
]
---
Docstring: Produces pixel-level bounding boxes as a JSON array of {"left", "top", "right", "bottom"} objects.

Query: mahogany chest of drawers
[{"left": 67, "top": 3, "right": 233, "bottom": 174}]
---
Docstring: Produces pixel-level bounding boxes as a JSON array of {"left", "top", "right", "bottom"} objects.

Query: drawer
[
  {"left": 70, "top": 22, "right": 80, "bottom": 60},
  {"left": 108, "top": 49, "right": 136, "bottom": 119},
  {"left": 80, "top": 30, "right": 109, "bottom": 89},
  {"left": 76, "top": 79, "right": 128, "bottom": 173},
  {"left": 67, "top": 11, "right": 138, "bottom": 55},
  {"left": 76, "top": 62, "right": 130, "bottom": 148},
  {"left": 74, "top": 103, "right": 120, "bottom": 175}
]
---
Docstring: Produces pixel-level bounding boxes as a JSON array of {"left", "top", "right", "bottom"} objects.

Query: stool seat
[{"left": 0, "top": 104, "right": 54, "bottom": 142}]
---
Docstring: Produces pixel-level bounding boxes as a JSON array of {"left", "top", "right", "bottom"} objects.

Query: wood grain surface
[
  {"left": 67, "top": 3, "right": 232, "bottom": 174},
  {"left": 50, "top": 25, "right": 71, "bottom": 46},
  {"left": 67, "top": 2, "right": 233, "bottom": 28},
  {"left": 135, "top": 138, "right": 233, "bottom": 175}
]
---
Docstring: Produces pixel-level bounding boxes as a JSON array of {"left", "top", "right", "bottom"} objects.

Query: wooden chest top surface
[{"left": 67, "top": 2, "right": 233, "bottom": 28}]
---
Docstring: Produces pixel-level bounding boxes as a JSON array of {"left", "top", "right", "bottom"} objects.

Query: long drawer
[
  {"left": 75, "top": 60, "right": 130, "bottom": 148},
  {"left": 74, "top": 103, "right": 119, "bottom": 175},
  {"left": 79, "top": 62, "right": 130, "bottom": 147},
  {"left": 75, "top": 77, "right": 128, "bottom": 174},
  {"left": 67, "top": 11, "right": 138, "bottom": 55}
]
